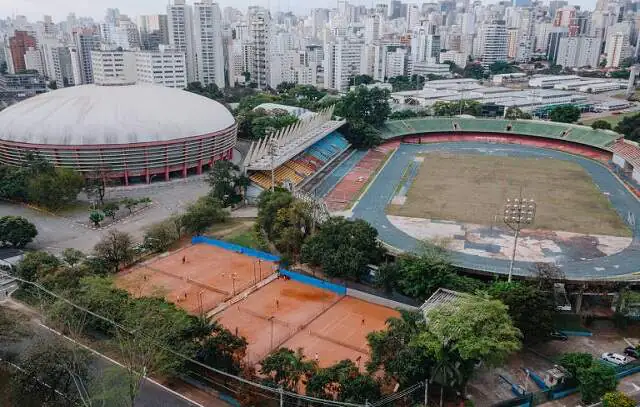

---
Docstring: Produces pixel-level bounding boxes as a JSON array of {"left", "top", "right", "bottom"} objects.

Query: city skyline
[{"left": 0, "top": 0, "right": 598, "bottom": 22}]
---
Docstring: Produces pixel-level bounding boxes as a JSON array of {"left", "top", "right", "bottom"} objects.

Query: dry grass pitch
[{"left": 387, "top": 153, "right": 631, "bottom": 237}]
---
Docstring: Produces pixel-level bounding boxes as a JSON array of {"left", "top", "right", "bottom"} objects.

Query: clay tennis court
[
  {"left": 280, "top": 296, "right": 400, "bottom": 369},
  {"left": 214, "top": 278, "right": 340, "bottom": 363},
  {"left": 116, "top": 243, "right": 278, "bottom": 315}
]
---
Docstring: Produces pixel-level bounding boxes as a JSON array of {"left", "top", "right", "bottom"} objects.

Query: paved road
[{"left": 351, "top": 142, "right": 640, "bottom": 280}]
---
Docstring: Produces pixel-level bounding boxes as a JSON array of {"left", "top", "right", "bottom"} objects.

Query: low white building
[
  {"left": 412, "top": 62, "right": 452, "bottom": 77},
  {"left": 439, "top": 50, "right": 467, "bottom": 66},
  {"left": 528, "top": 75, "right": 581, "bottom": 88},
  {"left": 136, "top": 46, "right": 187, "bottom": 89},
  {"left": 91, "top": 50, "right": 137, "bottom": 85}
]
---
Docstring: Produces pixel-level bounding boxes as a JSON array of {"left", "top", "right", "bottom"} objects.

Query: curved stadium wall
[{"left": 0, "top": 123, "right": 237, "bottom": 185}]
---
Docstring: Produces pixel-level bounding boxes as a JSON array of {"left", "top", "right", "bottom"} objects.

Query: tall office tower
[
  {"left": 556, "top": 36, "right": 601, "bottom": 68},
  {"left": 105, "top": 8, "right": 121, "bottom": 26},
  {"left": 389, "top": 0, "right": 403, "bottom": 19},
  {"left": 605, "top": 29, "right": 631, "bottom": 68},
  {"left": 51, "top": 46, "right": 82, "bottom": 87},
  {"left": 375, "top": 3, "right": 389, "bottom": 18},
  {"left": 193, "top": 0, "right": 225, "bottom": 88},
  {"left": 535, "top": 22, "right": 552, "bottom": 52},
  {"left": 411, "top": 26, "right": 440, "bottom": 63},
  {"left": 548, "top": 0, "right": 568, "bottom": 17},
  {"left": 407, "top": 4, "right": 421, "bottom": 29},
  {"left": 546, "top": 27, "right": 569, "bottom": 62},
  {"left": 507, "top": 28, "right": 518, "bottom": 59},
  {"left": 248, "top": 7, "right": 271, "bottom": 89},
  {"left": 8, "top": 31, "right": 36, "bottom": 73},
  {"left": 553, "top": 7, "right": 576, "bottom": 28},
  {"left": 73, "top": 29, "right": 99, "bottom": 84},
  {"left": 138, "top": 15, "right": 169, "bottom": 50},
  {"left": 115, "top": 20, "right": 142, "bottom": 50},
  {"left": 323, "top": 38, "right": 365, "bottom": 91},
  {"left": 364, "top": 15, "right": 381, "bottom": 44},
  {"left": 479, "top": 20, "right": 507, "bottom": 67},
  {"left": 168, "top": 0, "right": 196, "bottom": 82},
  {"left": 43, "top": 15, "right": 56, "bottom": 35}
]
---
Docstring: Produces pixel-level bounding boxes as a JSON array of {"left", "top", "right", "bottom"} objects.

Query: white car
[{"left": 601, "top": 352, "right": 629, "bottom": 365}]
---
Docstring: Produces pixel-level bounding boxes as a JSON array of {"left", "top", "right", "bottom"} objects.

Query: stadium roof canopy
[{"left": 0, "top": 84, "right": 235, "bottom": 146}]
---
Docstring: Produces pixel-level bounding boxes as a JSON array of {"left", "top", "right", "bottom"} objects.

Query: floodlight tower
[{"left": 503, "top": 197, "right": 537, "bottom": 282}]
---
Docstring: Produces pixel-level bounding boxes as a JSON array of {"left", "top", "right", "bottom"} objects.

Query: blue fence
[
  {"left": 191, "top": 236, "right": 280, "bottom": 262},
  {"left": 279, "top": 269, "right": 347, "bottom": 296},
  {"left": 558, "top": 330, "right": 593, "bottom": 337}
]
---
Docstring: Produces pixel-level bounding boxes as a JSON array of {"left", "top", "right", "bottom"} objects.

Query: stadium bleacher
[
  {"left": 380, "top": 118, "right": 620, "bottom": 149},
  {"left": 249, "top": 131, "right": 350, "bottom": 190}
]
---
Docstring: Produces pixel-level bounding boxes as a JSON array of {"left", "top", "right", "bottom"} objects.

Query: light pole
[
  {"left": 231, "top": 272, "right": 238, "bottom": 295},
  {"left": 268, "top": 316, "right": 275, "bottom": 350},
  {"left": 503, "top": 197, "right": 536, "bottom": 282}
]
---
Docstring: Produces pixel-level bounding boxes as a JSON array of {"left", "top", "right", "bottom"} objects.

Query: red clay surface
[
  {"left": 281, "top": 296, "right": 400, "bottom": 369},
  {"left": 116, "top": 244, "right": 277, "bottom": 315},
  {"left": 214, "top": 278, "right": 340, "bottom": 363},
  {"left": 324, "top": 143, "right": 397, "bottom": 211}
]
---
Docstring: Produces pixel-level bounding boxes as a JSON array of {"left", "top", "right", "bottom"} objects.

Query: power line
[{"left": 0, "top": 271, "right": 365, "bottom": 407}]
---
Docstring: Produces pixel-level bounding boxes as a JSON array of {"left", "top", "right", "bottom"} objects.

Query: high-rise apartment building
[
  {"left": 479, "top": 20, "right": 508, "bottom": 67},
  {"left": 138, "top": 14, "right": 169, "bottom": 50},
  {"left": 546, "top": 28, "right": 569, "bottom": 62},
  {"left": 73, "top": 29, "right": 99, "bottom": 84},
  {"left": 91, "top": 50, "right": 137, "bottom": 85},
  {"left": 136, "top": 46, "right": 187, "bottom": 88},
  {"left": 51, "top": 46, "right": 82, "bottom": 87},
  {"left": 167, "top": 0, "right": 196, "bottom": 82},
  {"left": 605, "top": 30, "right": 631, "bottom": 68},
  {"left": 323, "top": 38, "right": 364, "bottom": 91},
  {"left": 248, "top": 7, "right": 271, "bottom": 89},
  {"left": 556, "top": 36, "right": 601, "bottom": 68},
  {"left": 8, "top": 31, "right": 37, "bottom": 73},
  {"left": 193, "top": 0, "right": 225, "bottom": 88}
]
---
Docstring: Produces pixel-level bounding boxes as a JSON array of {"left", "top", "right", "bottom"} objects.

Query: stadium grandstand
[{"left": 242, "top": 106, "right": 348, "bottom": 199}]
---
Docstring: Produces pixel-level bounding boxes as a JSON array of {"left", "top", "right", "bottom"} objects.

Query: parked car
[
  {"left": 550, "top": 331, "right": 568, "bottom": 341},
  {"left": 601, "top": 352, "right": 629, "bottom": 365},
  {"left": 624, "top": 346, "right": 640, "bottom": 358}
]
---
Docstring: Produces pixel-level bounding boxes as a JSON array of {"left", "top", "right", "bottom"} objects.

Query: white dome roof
[{"left": 0, "top": 84, "right": 235, "bottom": 145}]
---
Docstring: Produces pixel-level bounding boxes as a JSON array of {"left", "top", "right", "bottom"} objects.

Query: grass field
[
  {"left": 581, "top": 111, "right": 636, "bottom": 127},
  {"left": 387, "top": 153, "right": 631, "bottom": 237}
]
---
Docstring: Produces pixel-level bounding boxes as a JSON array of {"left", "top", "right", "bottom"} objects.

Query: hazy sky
[{"left": 1, "top": 0, "right": 597, "bottom": 22}]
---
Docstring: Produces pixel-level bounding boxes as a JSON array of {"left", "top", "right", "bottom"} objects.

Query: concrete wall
[{"left": 347, "top": 288, "right": 419, "bottom": 311}]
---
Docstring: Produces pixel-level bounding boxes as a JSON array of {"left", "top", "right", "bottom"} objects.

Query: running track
[{"left": 350, "top": 142, "right": 640, "bottom": 280}]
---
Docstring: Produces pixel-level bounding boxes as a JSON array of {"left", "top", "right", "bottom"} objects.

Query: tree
[
  {"left": 14, "top": 251, "right": 61, "bottom": 291},
  {"left": 84, "top": 171, "right": 111, "bottom": 207},
  {"left": 388, "top": 75, "right": 426, "bottom": 92},
  {"left": 28, "top": 167, "right": 84, "bottom": 210},
  {"left": 208, "top": 160, "right": 248, "bottom": 206},
  {"left": 89, "top": 210, "right": 105, "bottom": 227},
  {"left": 415, "top": 296, "right": 521, "bottom": 390},
  {"left": 10, "top": 337, "right": 91, "bottom": 407},
  {"left": 335, "top": 86, "right": 391, "bottom": 128},
  {"left": 185, "top": 81, "right": 224, "bottom": 100},
  {"left": 260, "top": 348, "right": 317, "bottom": 391},
  {"left": 195, "top": 317, "right": 248, "bottom": 374},
  {"left": 103, "top": 202, "right": 120, "bottom": 221},
  {"left": 93, "top": 230, "right": 135, "bottom": 273},
  {"left": 578, "top": 363, "right": 617, "bottom": 403},
  {"left": 549, "top": 105, "right": 581, "bottom": 123},
  {"left": 620, "top": 57, "right": 636, "bottom": 69},
  {"left": 0, "top": 216, "right": 37, "bottom": 248},
  {"left": 0, "top": 165, "right": 29, "bottom": 200},
  {"left": 62, "top": 248, "right": 86, "bottom": 267},
  {"left": 120, "top": 197, "right": 139, "bottom": 214},
  {"left": 143, "top": 220, "right": 179, "bottom": 253},
  {"left": 349, "top": 74, "right": 375, "bottom": 86},
  {"left": 257, "top": 189, "right": 294, "bottom": 239},
  {"left": 181, "top": 196, "right": 228, "bottom": 236},
  {"left": 615, "top": 113, "right": 640, "bottom": 141},
  {"left": 341, "top": 119, "right": 382, "bottom": 148},
  {"left": 463, "top": 63, "right": 487, "bottom": 79},
  {"left": 367, "top": 311, "right": 432, "bottom": 386},
  {"left": 592, "top": 119, "right": 613, "bottom": 130},
  {"left": 276, "top": 82, "right": 297, "bottom": 93},
  {"left": 301, "top": 217, "right": 385, "bottom": 281},
  {"left": 271, "top": 200, "right": 314, "bottom": 260},
  {"left": 389, "top": 110, "right": 419, "bottom": 120},
  {"left": 559, "top": 352, "right": 594, "bottom": 380},
  {"left": 307, "top": 359, "right": 381, "bottom": 402},
  {"left": 504, "top": 107, "right": 532, "bottom": 120},
  {"left": 603, "top": 391, "right": 636, "bottom": 407},
  {"left": 489, "top": 61, "right": 519, "bottom": 75},
  {"left": 488, "top": 281, "right": 555, "bottom": 344}
]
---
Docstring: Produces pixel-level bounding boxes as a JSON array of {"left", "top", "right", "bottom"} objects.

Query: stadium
[
  {"left": 302, "top": 117, "right": 640, "bottom": 281},
  {"left": 0, "top": 84, "right": 237, "bottom": 185}
]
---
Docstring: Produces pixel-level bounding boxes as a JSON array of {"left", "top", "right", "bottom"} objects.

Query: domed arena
[{"left": 0, "top": 84, "right": 237, "bottom": 184}]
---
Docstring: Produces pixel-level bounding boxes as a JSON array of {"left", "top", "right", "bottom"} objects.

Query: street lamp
[{"left": 503, "top": 197, "right": 536, "bottom": 282}]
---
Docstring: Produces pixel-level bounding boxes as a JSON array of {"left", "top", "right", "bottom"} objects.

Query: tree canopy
[
  {"left": 488, "top": 281, "right": 555, "bottom": 344},
  {"left": 181, "top": 195, "right": 228, "bottom": 236},
  {"left": 614, "top": 113, "right": 640, "bottom": 141},
  {"left": 489, "top": 61, "right": 520, "bottom": 75},
  {"left": 387, "top": 75, "right": 426, "bottom": 92},
  {"left": 207, "top": 160, "right": 249, "bottom": 206},
  {"left": 432, "top": 100, "right": 481, "bottom": 116},
  {"left": 591, "top": 119, "right": 613, "bottom": 130},
  {"left": 301, "top": 217, "right": 385, "bottom": 280},
  {"left": 504, "top": 107, "right": 532, "bottom": 120},
  {"left": 463, "top": 63, "right": 488, "bottom": 79},
  {"left": 335, "top": 86, "right": 390, "bottom": 148},
  {"left": 549, "top": 105, "right": 581, "bottom": 123},
  {"left": 0, "top": 216, "right": 37, "bottom": 248}
]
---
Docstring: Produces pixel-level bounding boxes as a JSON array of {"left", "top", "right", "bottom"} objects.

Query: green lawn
[{"left": 581, "top": 111, "right": 637, "bottom": 127}]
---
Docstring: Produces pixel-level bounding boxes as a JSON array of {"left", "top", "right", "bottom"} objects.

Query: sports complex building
[{"left": 0, "top": 84, "right": 237, "bottom": 185}]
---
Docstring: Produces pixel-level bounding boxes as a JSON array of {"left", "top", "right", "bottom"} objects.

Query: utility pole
[
  {"left": 503, "top": 196, "right": 536, "bottom": 282},
  {"left": 279, "top": 386, "right": 284, "bottom": 407},
  {"left": 424, "top": 379, "right": 429, "bottom": 407}
]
